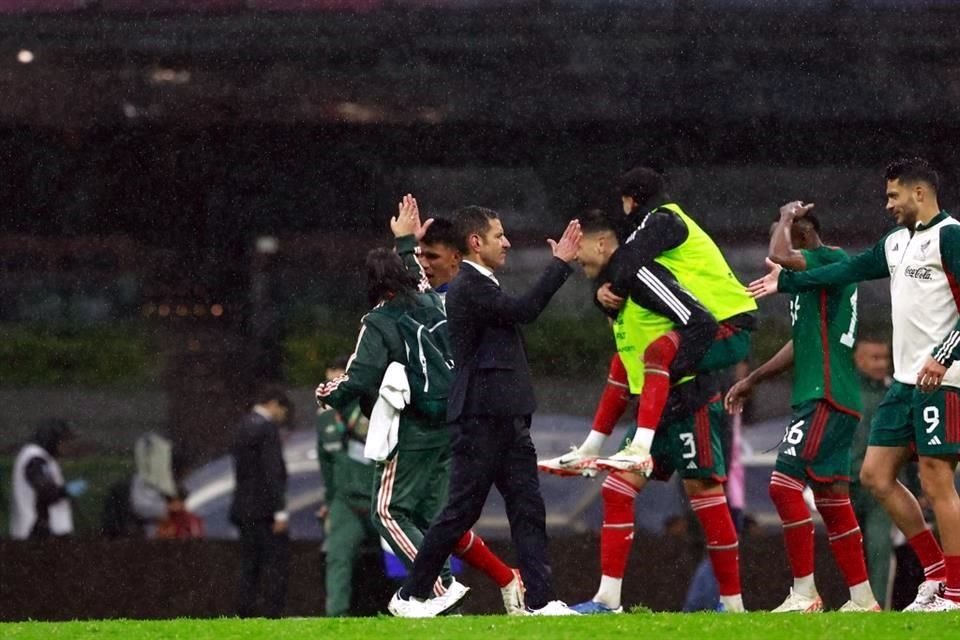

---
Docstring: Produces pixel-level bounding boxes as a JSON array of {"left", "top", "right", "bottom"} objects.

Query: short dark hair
[
  {"left": 254, "top": 384, "right": 292, "bottom": 409},
  {"left": 885, "top": 157, "right": 940, "bottom": 194},
  {"left": 619, "top": 166, "right": 668, "bottom": 209},
  {"left": 452, "top": 206, "right": 499, "bottom": 255},
  {"left": 327, "top": 355, "right": 350, "bottom": 372},
  {"left": 580, "top": 208, "right": 619, "bottom": 236},
  {"left": 365, "top": 247, "right": 419, "bottom": 307},
  {"left": 773, "top": 212, "right": 821, "bottom": 235},
  {"left": 421, "top": 217, "right": 459, "bottom": 250},
  {"left": 32, "top": 418, "right": 77, "bottom": 454}
]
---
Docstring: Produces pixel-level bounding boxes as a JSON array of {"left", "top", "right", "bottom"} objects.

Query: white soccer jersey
[
  {"left": 883, "top": 215, "right": 960, "bottom": 387},
  {"left": 779, "top": 211, "right": 960, "bottom": 389}
]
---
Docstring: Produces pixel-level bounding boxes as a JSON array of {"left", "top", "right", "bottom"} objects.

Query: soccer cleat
[
  {"left": 771, "top": 588, "right": 824, "bottom": 613},
  {"left": 501, "top": 569, "right": 526, "bottom": 615},
  {"left": 570, "top": 600, "right": 624, "bottom": 614},
  {"left": 525, "top": 600, "right": 581, "bottom": 616},
  {"left": 538, "top": 446, "right": 599, "bottom": 477},
  {"left": 903, "top": 580, "right": 945, "bottom": 612},
  {"left": 594, "top": 440, "right": 653, "bottom": 476},
  {"left": 923, "top": 595, "right": 960, "bottom": 612},
  {"left": 837, "top": 600, "right": 881, "bottom": 612}
]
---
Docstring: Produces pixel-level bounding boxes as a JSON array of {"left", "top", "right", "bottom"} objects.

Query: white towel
[{"left": 365, "top": 362, "right": 410, "bottom": 462}]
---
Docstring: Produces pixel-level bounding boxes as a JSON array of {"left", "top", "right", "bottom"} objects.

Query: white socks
[
  {"left": 593, "top": 575, "right": 623, "bottom": 609},
  {"left": 580, "top": 430, "right": 608, "bottom": 455},
  {"left": 849, "top": 580, "right": 878, "bottom": 608},
  {"left": 720, "top": 594, "right": 745, "bottom": 612},
  {"left": 794, "top": 573, "right": 818, "bottom": 598}
]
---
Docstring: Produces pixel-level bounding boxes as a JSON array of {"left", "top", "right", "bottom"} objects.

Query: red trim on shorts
[
  {"left": 804, "top": 468, "right": 851, "bottom": 484},
  {"left": 948, "top": 390, "right": 960, "bottom": 444},
  {"left": 696, "top": 405, "right": 713, "bottom": 468},
  {"left": 802, "top": 403, "right": 829, "bottom": 460}
]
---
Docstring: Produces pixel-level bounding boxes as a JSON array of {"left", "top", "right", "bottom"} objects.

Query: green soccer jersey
[{"left": 790, "top": 246, "right": 863, "bottom": 416}]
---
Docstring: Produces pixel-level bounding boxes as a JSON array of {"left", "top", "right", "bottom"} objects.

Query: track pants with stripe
[{"left": 371, "top": 445, "right": 453, "bottom": 596}]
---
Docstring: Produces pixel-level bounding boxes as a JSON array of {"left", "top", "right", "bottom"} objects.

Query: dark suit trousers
[
  {"left": 401, "top": 415, "right": 556, "bottom": 609},
  {"left": 235, "top": 520, "right": 290, "bottom": 618}
]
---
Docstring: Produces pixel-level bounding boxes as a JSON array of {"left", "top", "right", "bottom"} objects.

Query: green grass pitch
[{"left": 2, "top": 612, "right": 959, "bottom": 640}]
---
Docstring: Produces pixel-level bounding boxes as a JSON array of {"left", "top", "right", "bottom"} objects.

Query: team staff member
[
  {"left": 392, "top": 206, "right": 582, "bottom": 617},
  {"left": 316, "top": 356, "right": 379, "bottom": 617},
  {"left": 318, "top": 205, "right": 525, "bottom": 617},
  {"left": 229, "top": 386, "right": 293, "bottom": 618},
  {"left": 726, "top": 202, "right": 879, "bottom": 612}
]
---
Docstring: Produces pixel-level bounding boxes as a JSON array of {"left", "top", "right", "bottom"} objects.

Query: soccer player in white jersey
[{"left": 749, "top": 158, "right": 960, "bottom": 611}]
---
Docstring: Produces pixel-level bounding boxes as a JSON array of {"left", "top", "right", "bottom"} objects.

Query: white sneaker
[
  {"left": 526, "top": 600, "right": 581, "bottom": 616},
  {"left": 838, "top": 600, "right": 881, "bottom": 612},
  {"left": 437, "top": 578, "right": 471, "bottom": 615},
  {"left": 387, "top": 590, "right": 445, "bottom": 618},
  {"left": 924, "top": 595, "right": 960, "bottom": 612},
  {"left": 594, "top": 440, "right": 653, "bottom": 476},
  {"left": 501, "top": 569, "right": 526, "bottom": 615},
  {"left": 903, "top": 580, "right": 944, "bottom": 612},
  {"left": 538, "top": 446, "right": 598, "bottom": 477},
  {"left": 771, "top": 588, "right": 823, "bottom": 613}
]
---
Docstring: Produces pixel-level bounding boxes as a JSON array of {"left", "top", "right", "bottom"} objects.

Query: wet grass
[{"left": 2, "top": 611, "right": 958, "bottom": 640}]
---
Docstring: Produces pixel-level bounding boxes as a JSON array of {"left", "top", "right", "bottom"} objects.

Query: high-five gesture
[
  {"left": 391, "top": 193, "right": 434, "bottom": 240},
  {"left": 548, "top": 219, "right": 582, "bottom": 263},
  {"left": 779, "top": 200, "right": 815, "bottom": 220},
  {"left": 747, "top": 258, "right": 783, "bottom": 300}
]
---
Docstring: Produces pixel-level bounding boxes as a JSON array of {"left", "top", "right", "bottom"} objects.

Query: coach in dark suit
[
  {"left": 394, "top": 207, "right": 582, "bottom": 616},
  {"left": 229, "top": 385, "right": 293, "bottom": 618}
]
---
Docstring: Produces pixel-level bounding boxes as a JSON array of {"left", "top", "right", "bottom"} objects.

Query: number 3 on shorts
[
  {"left": 924, "top": 406, "right": 940, "bottom": 434},
  {"left": 783, "top": 420, "right": 805, "bottom": 445}
]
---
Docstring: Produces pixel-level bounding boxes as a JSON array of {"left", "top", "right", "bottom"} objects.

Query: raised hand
[
  {"left": 390, "top": 193, "right": 434, "bottom": 240},
  {"left": 547, "top": 219, "right": 582, "bottom": 263},
  {"left": 747, "top": 258, "right": 782, "bottom": 300},
  {"left": 779, "top": 200, "right": 815, "bottom": 219}
]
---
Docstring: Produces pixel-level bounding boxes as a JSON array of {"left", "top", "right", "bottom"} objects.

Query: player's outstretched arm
[{"left": 747, "top": 258, "right": 782, "bottom": 299}]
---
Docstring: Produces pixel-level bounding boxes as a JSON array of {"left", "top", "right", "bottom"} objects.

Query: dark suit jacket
[
  {"left": 229, "top": 411, "right": 287, "bottom": 525},
  {"left": 445, "top": 258, "right": 572, "bottom": 421}
]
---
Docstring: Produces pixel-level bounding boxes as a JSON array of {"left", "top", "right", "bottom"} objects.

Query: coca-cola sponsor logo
[{"left": 904, "top": 265, "right": 934, "bottom": 280}]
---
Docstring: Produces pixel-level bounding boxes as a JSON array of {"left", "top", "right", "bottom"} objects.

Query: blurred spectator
[
  {"left": 100, "top": 432, "right": 181, "bottom": 539},
  {"left": 849, "top": 337, "right": 895, "bottom": 608},
  {"left": 155, "top": 488, "right": 205, "bottom": 540},
  {"left": 316, "top": 356, "right": 380, "bottom": 616},
  {"left": 9, "top": 419, "right": 87, "bottom": 540},
  {"left": 230, "top": 385, "right": 293, "bottom": 618}
]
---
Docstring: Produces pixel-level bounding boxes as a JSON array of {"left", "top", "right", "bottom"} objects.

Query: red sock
[
  {"left": 814, "top": 491, "right": 868, "bottom": 587},
  {"left": 592, "top": 354, "right": 631, "bottom": 435},
  {"left": 690, "top": 492, "right": 741, "bottom": 596},
  {"left": 600, "top": 475, "right": 638, "bottom": 578},
  {"left": 908, "top": 529, "right": 946, "bottom": 582},
  {"left": 454, "top": 530, "right": 515, "bottom": 588},
  {"left": 636, "top": 333, "right": 679, "bottom": 429},
  {"left": 944, "top": 556, "right": 960, "bottom": 603},
  {"left": 769, "top": 472, "right": 815, "bottom": 579}
]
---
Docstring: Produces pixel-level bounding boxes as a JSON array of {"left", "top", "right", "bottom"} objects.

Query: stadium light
[{"left": 17, "top": 50, "right": 34, "bottom": 64}]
